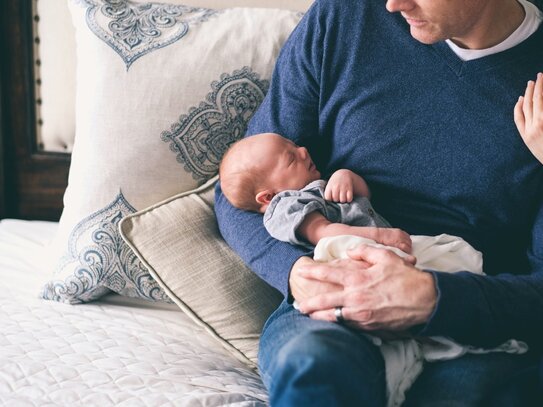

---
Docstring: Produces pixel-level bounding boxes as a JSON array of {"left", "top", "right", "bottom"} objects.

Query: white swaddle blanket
[{"left": 313, "top": 234, "right": 528, "bottom": 407}]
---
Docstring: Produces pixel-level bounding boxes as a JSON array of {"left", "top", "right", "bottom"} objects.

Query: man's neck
[{"left": 450, "top": 0, "right": 526, "bottom": 49}]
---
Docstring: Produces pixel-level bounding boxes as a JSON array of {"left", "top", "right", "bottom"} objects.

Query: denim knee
[{"left": 263, "top": 329, "right": 385, "bottom": 407}]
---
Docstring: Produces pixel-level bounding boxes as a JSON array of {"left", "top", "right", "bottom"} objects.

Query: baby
[{"left": 219, "top": 132, "right": 412, "bottom": 254}]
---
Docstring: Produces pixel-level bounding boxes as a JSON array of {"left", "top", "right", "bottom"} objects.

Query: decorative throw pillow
[
  {"left": 119, "top": 176, "right": 282, "bottom": 367},
  {"left": 41, "top": 0, "right": 302, "bottom": 303}
]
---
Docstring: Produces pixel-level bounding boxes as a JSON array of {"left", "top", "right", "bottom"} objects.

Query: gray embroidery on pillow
[
  {"left": 161, "top": 67, "right": 269, "bottom": 183},
  {"left": 77, "top": 0, "right": 219, "bottom": 69},
  {"left": 41, "top": 192, "right": 171, "bottom": 304}
]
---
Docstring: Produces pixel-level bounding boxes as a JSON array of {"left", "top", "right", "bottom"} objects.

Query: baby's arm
[
  {"left": 298, "top": 211, "right": 412, "bottom": 253},
  {"left": 514, "top": 73, "right": 543, "bottom": 163},
  {"left": 324, "top": 169, "right": 370, "bottom": 203}
]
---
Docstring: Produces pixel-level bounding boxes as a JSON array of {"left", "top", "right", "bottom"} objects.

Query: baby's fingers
[
  {"left": 325, "top": 182, "right": 352, "bottom": 203},
  {"left": 339, "top": 188, "right": 353, "bottom": 203},
  {"left": 324, "top": 184, "right": 334, "bottom": 201},
  {"left": 325, "top": 184, "right": 339, "bottom": 202}
]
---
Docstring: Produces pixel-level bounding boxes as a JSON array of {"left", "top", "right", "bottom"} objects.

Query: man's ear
[{"left": 255, "top": 190, "right": 275, "bottom": 206}]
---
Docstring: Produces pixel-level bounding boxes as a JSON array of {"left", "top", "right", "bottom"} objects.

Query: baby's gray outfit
[{"left": 263, "top": 179, "right": 390, "bottom": 248}]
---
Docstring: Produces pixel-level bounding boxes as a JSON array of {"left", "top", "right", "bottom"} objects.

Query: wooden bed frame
[{"left": 0, "top": 0, "right": 70, "bottom": 221}]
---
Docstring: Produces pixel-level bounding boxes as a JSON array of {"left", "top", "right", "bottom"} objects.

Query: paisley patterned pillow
[{"left": 41, "top": 0, "right": 303, "bottom": 304}]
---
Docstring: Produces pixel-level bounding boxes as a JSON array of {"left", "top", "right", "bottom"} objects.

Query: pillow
[
  {"left": 41, "top": 0, "right": 302, "bottom": 303},
  {"left": 119, "top": 176, "right": 282, "bottom": 367}
]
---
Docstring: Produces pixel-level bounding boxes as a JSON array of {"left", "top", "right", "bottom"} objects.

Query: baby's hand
[
  {"left": 514, "top": 72, "right": 543, "bottom": 164},
  {"left": 376, "top": 228, "right": 412, "bottom": 254},
  {"left": 325, "top": 169, "right": 357, "bottom": 203}
]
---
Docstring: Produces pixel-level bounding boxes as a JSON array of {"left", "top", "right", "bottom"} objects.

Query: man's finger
[
  {"left": 307, "top": 307, "right": 374, "bottom": 327},
  {"left": 298, "top": 291, "right": 344, "bottom": 315},
  {"left": 403, "top": 253, "right": 417, "bottom": 265},
  {"left": 307, "top": 308, "right": 338, "bottom": 322},
  {"left": 347, "top": 243, "right": 410, "bottom": 264},
  {"left": 297, "top": 263, "right": 346, "bottom": 285},
  {"left": 397, "top": 242, "right": 413, "bottom": 255}
]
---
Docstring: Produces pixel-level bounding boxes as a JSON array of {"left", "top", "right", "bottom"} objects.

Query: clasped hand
[
  {"left": 291, "top": 244, "right": 437, "bottom": 332},
  {"left": 323, "top": 169, "right": 412, "bottom": 253}
]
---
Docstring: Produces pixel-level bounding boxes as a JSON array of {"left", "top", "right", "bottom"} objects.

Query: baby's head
[{"left": 219, "top": 133, "right": 320, "bottom": 213}]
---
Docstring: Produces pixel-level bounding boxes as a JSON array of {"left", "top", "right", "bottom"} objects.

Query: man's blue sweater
[{"left": 215, "top": 0, "right": 543, "bottom": 348}]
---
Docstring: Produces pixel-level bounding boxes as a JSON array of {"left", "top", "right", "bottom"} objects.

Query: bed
[
  {"left": 0, "top": 0, "right": 313, "bottom": 404},
  {"left": 0, "top": 219, "right": 268, "bottom": 405}
]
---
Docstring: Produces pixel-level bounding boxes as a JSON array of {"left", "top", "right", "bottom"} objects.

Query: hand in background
[{"left": 514, "top": 72, "right": 543, "bottom": 164}]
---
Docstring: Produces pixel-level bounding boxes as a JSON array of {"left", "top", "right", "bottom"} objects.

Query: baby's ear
[{"left": 255, "top": 190, "right": 276, "bottom": 206}]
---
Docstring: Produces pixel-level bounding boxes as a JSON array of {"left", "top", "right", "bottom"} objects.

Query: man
[{"left": 215, "top": 0, "right": 543, "bottom": 405}]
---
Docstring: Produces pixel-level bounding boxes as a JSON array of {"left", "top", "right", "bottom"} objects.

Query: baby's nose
[{"left": 298, "top": 146, "right": 308, "bottom": 159}]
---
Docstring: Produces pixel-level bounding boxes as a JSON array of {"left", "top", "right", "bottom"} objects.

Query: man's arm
[
  {"left": 215, "top": 183, "right": 310, "bottom": 297},
  {"left": 419, "top": 200, "right": 543, "bottom": 348},
  {"left": 214, "top": 2, "right": 323, "bottom": 297}
]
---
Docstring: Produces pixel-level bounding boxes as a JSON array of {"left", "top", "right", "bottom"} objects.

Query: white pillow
[{"left": 41, "top": 0, "right": 302, "bottom": 303}]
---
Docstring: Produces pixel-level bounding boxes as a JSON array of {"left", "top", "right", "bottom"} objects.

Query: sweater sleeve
[
  {"left": 215, "top": 183, "right": 311, "bottom": 297},
  {"left": 418, "top": 199, "right": 543, "bottom": 349},
  {"left": 214, "top": 3, "right": 323, "bottom": 297}
]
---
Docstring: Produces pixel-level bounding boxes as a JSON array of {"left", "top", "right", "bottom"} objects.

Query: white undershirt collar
[{"left": 446, "top": 0, "right": 543, "bottom": 61}]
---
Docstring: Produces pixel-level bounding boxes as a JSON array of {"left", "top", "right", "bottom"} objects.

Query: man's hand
[
  {"left": 324, "top": 169, "right": 370, "bottom": 202},
  {"left": 289, "top": 256, "right": 353, "bottom": 301},
  {"left": 514, "top": 72, "right": 543, "bottom": 164},
  {"left": 296, "top": 244, "right": 436, "bottom": 332}
]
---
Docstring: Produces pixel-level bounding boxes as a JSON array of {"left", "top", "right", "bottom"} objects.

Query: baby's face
[{"left": 249, "top": 133, "right": 321, "bottom": 192}]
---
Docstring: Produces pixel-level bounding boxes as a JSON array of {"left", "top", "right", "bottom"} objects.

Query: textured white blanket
[{"left": 0, "top": 219, "right": 267, "bottom": 406}]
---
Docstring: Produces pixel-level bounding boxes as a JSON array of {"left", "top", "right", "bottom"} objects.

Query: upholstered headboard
[{"left": 0, "top": 0, "right": 313, "bottom": 221}]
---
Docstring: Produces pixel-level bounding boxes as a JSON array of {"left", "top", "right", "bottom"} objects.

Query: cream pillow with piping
[{"left": 119, "top": 176, "right": 282, "bottom": 367}]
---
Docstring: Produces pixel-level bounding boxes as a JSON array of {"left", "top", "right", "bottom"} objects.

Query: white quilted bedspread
[{"left": 0, "top": 220, "right": 268, "bottom": 406}]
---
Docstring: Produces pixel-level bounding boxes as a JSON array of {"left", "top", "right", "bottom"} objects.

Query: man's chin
[{"left": 409, "top": 28, "right": 442, "bottom": 45}]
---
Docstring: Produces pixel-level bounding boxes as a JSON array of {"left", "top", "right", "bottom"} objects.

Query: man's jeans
[{"left": 258, "top": 300, "right": 540, "bottom": 406}]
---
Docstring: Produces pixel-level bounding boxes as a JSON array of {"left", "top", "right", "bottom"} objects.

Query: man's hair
[{"left": 219, "top": 139, "right": 267, "bottom": 212}]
